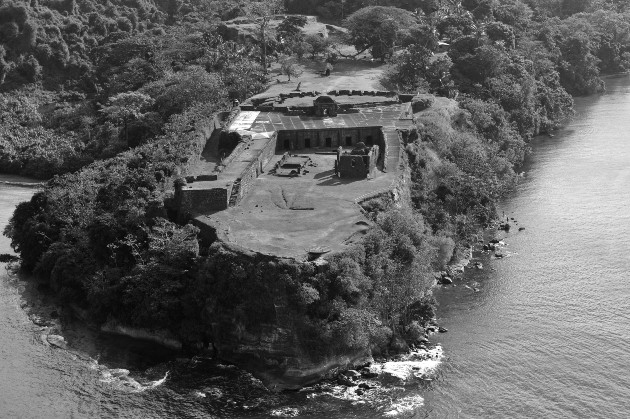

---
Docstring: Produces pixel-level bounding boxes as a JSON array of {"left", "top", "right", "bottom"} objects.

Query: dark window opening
[
  {"left": 283, "top": 139, "right": 290, "bottom": 149},
  {"left": 345, "top": 136, "right": 353, "bottom": 146},
  {"left": 366, "top": 135, "right": 373, "bottom": 146},
  {"left": 325, "top": 137, "right": 332, "bottom": 148},
  {"left": 305, "top": 138, "right": 311, "bottom": 148},
  {"left": 351, "top": 159, "right": 356, "bottom": 167}
]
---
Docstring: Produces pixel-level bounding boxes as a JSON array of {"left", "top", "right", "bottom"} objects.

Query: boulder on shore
[
  {"left": 109, "top": 368, "right": 130, "bottom": 378},
  {"left": 360, "top": 366, "right": 379, "bottom": 379},
  {"left": 380, "top": 362, "right": 414, "bottom": 384},
  {"left": 344, "top": 370, "right": 361, "bottom": 380},
  {"left": 337, "top": 375, "right": 357, "bottom": 387},
  {"left": 47, "top": 335, "right": 67, "bottom": 349},
  {"left": 30, "top": 314, "right": 50, "bottom": 327}
]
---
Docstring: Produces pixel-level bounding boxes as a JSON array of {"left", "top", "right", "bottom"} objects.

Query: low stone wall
[
  {"left": 338, "top": 145, "right": 379, "bottom": 178},
  {"left": 218, "top": 136, "right": 248, "bottom": 172},
  {"left": 355, "top": 131, "right": 409, "bottom": 205},
  {"left": 181, "top": 113, "right": 225, "bottom": 176},
  {"left": 231, "top": 133, "right": 278, "bottom": 206},
  {"left": 178, "top": 184, "right": 231, "bottom": 215},
  {"left": 378, "top": 129, "right": 388, "bottom": 170}
]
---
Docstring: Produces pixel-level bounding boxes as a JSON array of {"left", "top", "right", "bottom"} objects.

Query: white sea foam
[
  {"left": 377, "top": 345, "right": 443, "bottom": 384},
  {"left": 270, "top": 406, "right": 300, "bottom": 417},
  {"left": 99, "top": 369, "right": 169, "bottom": 393},
  {"left": 383, "top": 394, "right": 425, "bottom": 417},
  {"left": 201, "top": 386, "right": 223, "bottom": 399}
]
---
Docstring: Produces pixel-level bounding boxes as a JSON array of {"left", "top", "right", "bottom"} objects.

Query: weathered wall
[
  {"left": 356, "top": 140, "right": 410, "bottom": 207},
  {"left": 338, "top": 155, "right": 369, "bottom": 178},
  {"left": 275, "top": 127, "right": 382, "bottom": 151},
  {"left": 230, "top": 133, "right": 278, "bottom": 206},
  {"left": 181, "top": 113, "right": 226, "bottom": 176},
  {"left": 337, "top": 146, "right": 379, "bottom": 178},
  {"left": 218, "top": 136, "right": 248, "bottom": 171},
  {"left": 177, "top": 185, "right": 231, "bottom": 214}
]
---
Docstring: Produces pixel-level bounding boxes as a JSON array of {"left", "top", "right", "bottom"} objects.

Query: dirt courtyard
[
  {"left": 266, "top": 58, "right": 388, "bottom": 96},
  {"left": 202, "top": 152, "right": 397, "bottom": 258}
]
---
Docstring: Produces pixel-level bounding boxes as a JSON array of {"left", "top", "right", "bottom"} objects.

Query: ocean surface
[{"left": 1, "top": 75, "right": 630, "bottom": 418}]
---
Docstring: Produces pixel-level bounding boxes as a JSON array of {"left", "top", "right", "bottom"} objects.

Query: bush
[{"left": 16, "top": 55, "right": 42, "bottom": 82}]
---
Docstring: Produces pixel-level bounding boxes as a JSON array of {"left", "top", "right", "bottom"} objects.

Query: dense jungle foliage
[{"left": 4, "top": 0, "right": 630, "bottom": 357}]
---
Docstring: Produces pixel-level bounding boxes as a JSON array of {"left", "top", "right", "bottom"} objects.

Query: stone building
[
  {"left": 313, "top": 95, "right": 338, "bottom": 116},
  {"left": 177, "top": 91, "right": 414, "bottom": 214},
  {"left": 336, "top": 143, "right": 379, "bottom": 179}
]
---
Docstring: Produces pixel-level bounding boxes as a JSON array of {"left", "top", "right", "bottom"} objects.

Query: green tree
[
  {"left": 486, "top": 21, "right": 516, "bottom": 48},
  {"left": 167, "top": 0, "right": 183, "bottom": 23},
  {"left": 279, "top": 55, "right": 303, "bottom": 81},
  {"left": 561, "top": 0, "right": 592, "bottom": 16},
  {"left": 304, "top": 33, "right": 330, "bottom": 58},
  {"left": 436, "top": 15, "right": 476, "bottom": 39},
  {"left": 101, "top": 92, "right": 154, "bottom": 146},
  {"left": 418, "top": 0, "right": 440, "bottom": 15},
  {"left": 344, "top": 6, "right": 416, "bottom": 60},
  {"left": 243, "top": 0, "right": 284, "bottom": 73},
  {"left": 363, "top": 209, "right": 434, "bottom": 335},
  {"left": 384, "top": 45, "right": 433, "bottom": 91},
  {"left": 143, "top": 66, "right": 227, "bottom": 116},
  {"left": 277, "top": 15, "right": 307, "bottom": 40},
  {"left": 0, "top": 45, "right": 10, "bottom": 84},
  {"left": 494, "top": 0, "right": 533, "bottom": 31}
]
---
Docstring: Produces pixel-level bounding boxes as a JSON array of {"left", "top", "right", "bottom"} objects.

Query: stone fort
[{"left": 175, "top": 90, "right": 416, "bottom": 258}]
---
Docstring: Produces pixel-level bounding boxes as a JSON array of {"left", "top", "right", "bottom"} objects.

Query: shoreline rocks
[{"left": 47, "top": 335, "right": 67, "bottom": 349}]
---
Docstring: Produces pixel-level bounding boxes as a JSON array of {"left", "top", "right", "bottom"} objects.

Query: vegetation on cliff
[
  {"left": 4, "top": 0, "right": 630, "bottom": 371},
  {"left": 0, "top": 0, "right": 262, "bottom": 178}
]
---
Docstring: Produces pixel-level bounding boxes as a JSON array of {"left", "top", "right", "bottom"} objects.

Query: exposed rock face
[
  {"left": 215, "top": 323, "right": 373, "bottom": 391},
  {"left": 100, "top": 322, "right": 183, "bottom": 350},
  {"left": 109, "top": 368, "right": 130, "bottom": 377}
]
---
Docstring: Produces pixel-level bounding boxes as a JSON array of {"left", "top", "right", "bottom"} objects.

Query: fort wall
[
  {"left": 275, "top": 127, "right": 382, "bottom": 151},
  {"left": 230, "top": 133, "right": 278, "bottom": 206},
  {"left": 337, "top": 145, "right": 379, "bottom": 178},
  {"left": 178, "top": 186, "right": 231, "bottom": 214},
  {"left": 181, "top": 113, "right": 227, "bottom": 176},
  {"left": 177, "top": 93, "right": 412, "bottom": 219}
]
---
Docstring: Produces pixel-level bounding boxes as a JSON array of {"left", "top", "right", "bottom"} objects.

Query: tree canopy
[{"left": 344, "top": 6, "right": 417, "bottom": 59}]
